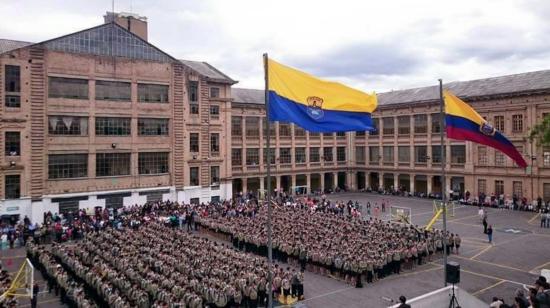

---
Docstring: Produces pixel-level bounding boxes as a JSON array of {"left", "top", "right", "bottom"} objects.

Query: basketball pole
[{"left": 439, "top": 79, "right": 448, "bottom": 287}]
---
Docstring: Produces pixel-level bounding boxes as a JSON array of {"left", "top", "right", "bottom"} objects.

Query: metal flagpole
[
  {"left": 439, "top": 79, "right": 448, "bottom": 287},
  {"left": 263, "top": 53, "right": 274, "bottom": 308}
]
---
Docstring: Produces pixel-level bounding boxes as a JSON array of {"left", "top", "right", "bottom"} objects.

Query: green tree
[{"left": 529, "top": 114, "right": 550, "bottom": 145}]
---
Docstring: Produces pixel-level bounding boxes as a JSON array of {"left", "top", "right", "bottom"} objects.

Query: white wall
[{"left": 389, "top": 286, "right": 486, "bottom": 308}]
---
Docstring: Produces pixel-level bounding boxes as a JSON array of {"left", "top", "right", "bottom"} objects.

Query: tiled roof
[
  {"left": 179, "top": 59, "right": 236, "bottom": 84},
  {"left": 0, "top": 39, "right": 33, "bottom": 54},
  {"left": 232, "top": 69, "right": 550, "bottom": 106},
  {"left": 378, "top": 69, "right": 550, "bottom": 106},
  {"left": 232, "top": 88, "right": 264, "bottom": 105}
]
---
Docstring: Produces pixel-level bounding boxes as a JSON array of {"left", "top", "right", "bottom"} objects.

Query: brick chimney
[{"left": 104, "top": 12, "right": 148, "bottom": 41}]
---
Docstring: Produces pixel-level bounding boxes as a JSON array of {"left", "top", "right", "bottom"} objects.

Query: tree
[{"left": 529, "top": 114, "right": 550, "bottom": 145}]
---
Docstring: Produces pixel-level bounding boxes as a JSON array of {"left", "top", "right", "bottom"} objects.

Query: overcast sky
[{"left": 1, "top": 0, "right": 549, "bottom": 92}]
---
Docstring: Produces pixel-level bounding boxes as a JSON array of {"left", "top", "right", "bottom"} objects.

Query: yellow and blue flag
[
  {"left": 267, "top": 59, "right": 377, "bottom": 132},
  {"left": 445, "top": 90, "right": 527, "bottom": 168}
]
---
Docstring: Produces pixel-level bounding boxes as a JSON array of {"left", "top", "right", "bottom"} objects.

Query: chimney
[{"left": 104, "top": 11, "right": 148, "bottom": 41}]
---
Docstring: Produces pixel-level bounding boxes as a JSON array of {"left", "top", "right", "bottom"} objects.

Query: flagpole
[
  {"left": 439, "top": 79, "right": 448, "bottom": 287},
  {"left": 263, "top": 53, "right": 274, "bottom": 308}
]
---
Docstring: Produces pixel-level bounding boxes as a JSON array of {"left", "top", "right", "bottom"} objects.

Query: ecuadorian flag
[
  {"left": 445, "top": 90, "right": 527, "bottom": 168},
  {"left": 267, "top": 59, "right": 377, "bottom": 132}
]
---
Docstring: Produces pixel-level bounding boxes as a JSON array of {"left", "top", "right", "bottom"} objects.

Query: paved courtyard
[{"left": 2, "top": 193, "right": 549, "bottom": 307}]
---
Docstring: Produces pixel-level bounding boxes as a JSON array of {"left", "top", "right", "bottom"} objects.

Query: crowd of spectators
[{"left": 490, "top": 276, "right": 550, "bottom": 308}]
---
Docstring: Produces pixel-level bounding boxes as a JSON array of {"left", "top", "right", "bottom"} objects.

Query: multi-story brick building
[
  {"left": 1, "top": 12, "right": 550, "bottom": 223},
  {"left": 0, "top": 12, "right": 235, "bottom": 222},
  {"left": 230, "top": 72, "right": 550, "bottom": 204}
]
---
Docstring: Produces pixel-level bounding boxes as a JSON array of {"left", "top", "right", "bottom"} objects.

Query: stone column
[
  {"left": 333, "top": 172, "right": 338, "bottom": 189},
  {"left": 260, "top": 176, "right": 265, "bottom": 194},
  {"left": 446, "top": 176, "right": 452, "bottom": 197},
  {"left": 394, "top": 174, "right": 399, "bottom": 190},
  {"left": 427, "top": 175, "right": 433, "bottom": 195},
  {"left": 320, "top": 173, "right": 325, "bottom": 192},
  {"left": 291, "top": 174, "right": 297, "bottom": 195},
  {"left": 379, "top": 174, "right": 384, "bottom": 190},
  {"left": 242, "top": 178, "right": 248, "bottom": 194},
  {"left": 276, "top": 176, "right": 281, "bottom": 193},
  {"left": 306, "top": 174, "right": 311, "bottom": 194},
  {"left": 410, "top": 175, "right": 415, "bottom": 193},
  {"left": 365, "top": 172, "right": 370, "bottom": 189}
]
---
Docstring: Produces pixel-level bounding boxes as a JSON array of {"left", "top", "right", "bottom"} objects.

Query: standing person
[
  {"left": 381, "top": 200, "right": 386, "bottom": 213},
  {"left": 483, "top": 216, "right": 488, "bottom": 234},
  {"left": 487, "top": 225, "right": 493, "bottom": 244},
  {"left": 542, "top": 209, "right": 547, "bottom": 228},
  {"left": 454, "top": 234, "right": 461, "bottom": 255}
]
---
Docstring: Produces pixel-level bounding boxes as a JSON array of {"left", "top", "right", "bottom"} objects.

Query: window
[
  {"left": 5, "top": 65, "right": 20, "bottom": 92},
  {"left": 279, "top": 148, "right": 291, "bottom": 164},
  {"left": 398, "top": 116, "right": 410, "bottom": 135},
  {"left": 544, "top": 146, "right": 550, "bottom": 167},
  {"left": 431, "top": 113, "right": 441, "bottom": 133},
  {"left": 478, "top": 179, "right": 487, "bottom": 194},
  {"left": 382, "top": 146, "right": 394, "bottom": 164},
  {"left": 295, "top": 147, "right": 306, "bottom": 163},
  {"left": 512, "top": 114, "right": 523, "bottom": 133},
  {"left": 279, "top": 123, "right": 291, "bottom": 137},
  {"left": 190, "top": 103, "right": 199, "bottom": 115},
  {"left": 210, "top": 133, "right": 220, "bottom": 155},
  {"left": 188, "top": 81, "right": 198, "bottom": 102},
  {"left": 494, "top": 115, "right": 505, "bottom": 132},
  {"left": 337, "top": 147, "right": 346, "bottom": 161},
  {"left": 246, "top": 148, "right": 259, "bottom": 166},
  {"left": 415, "top": 146, "right": 427, "bottom": 163},
  {"left": 138, "top": 152, "right": 168, "bottom": 174},
  {"left": 294, "top": 125, "right": 306, "bottom": 137},
  {"left": 189, "top": 133, "right": 199, "bottom": 152},
  {"left": 210, "top": 166, "right": 220, "bottom": 185},
  {"left": 231, "top": 149, "right": 242, "bottom": 166},
  {"left": 369, "top": 146, "right": 380, "bottom": 163},
  {"left": 48, "top": 154, "right": 88, "bottom": 179},
  {"left": 138, "top": 83, "right": 168, "bottom": 103},
  {"left": 190, "top": 167, "right": 199, "bottom": 186},
  {"left": 323, "top": 132, "right": 333, "bottom": 139},
  {"left": 414, "top": 114, "right": 428, "bottom": 134},
  {"left": 323, "top": 147, "right": 333, "bottom": 162},
  {"left": 513, "top": 181, "right": 522, "bottom": 198},
  {"left": 95, "top": 117, "right": 131, "bottom": 136},
  {"left": 210, "top": 105, "right": 219, "bottom": 119},
  {"left": 356, "top": 146, "right": 365, "bottom": 163},
  {"left": 336, "top": 132, "right": 346, "bottom": 138},
  {"left": 398, "top": 146, "right": 410, "bottom": 163},
  {"left": 451, "top": 145, "right": 466, "bottom": 164},
  {"left": 4, "top": 132, "right": 20, "bottom": 156},
  {"left": 4, "top": 175, "right": 20, "bottom": 199},
  {"left": 210, "top": 87, "right": 220, "bottom": 98},
  {"left": 48, "top": 116, "right": 88, "bottom": 136},
  {"left": 309, "top": 131, "right": 320, "bottom": 138},
  {"left": 310, "top": 147, "right": 320, "bottom": 162},
  {"left": 495, "top": 152, "right": 505, "bottom": 166},
  {"left": 370, "top": 118, "right": 379, "bottom": 136},
  {"left": 356, "top": 131, "right": 366, "bottom": 137},
  {"left": 263, "top": 148, "right": 275, "bottom": 165},
  {"left": 48, "top": 77, "right": 88, "bottom": 99},
  {"left": 246, "top": 117, "right": 260, "bottom": 137},
  {"left": 383, "top": 117, "right": 394, "bottom": 135},
  {"left": 232, "top": 117, "right": 242, "bottom": 137},
  {"left": 95, "top": 80, "right": 131, "bottom": 101},
  {"left": 96, "top": 153, "right": 131, "bottom": 177},
  {"left": 432, "top": 145, "right": 445, "bottom": 164},
  {"left": 5, "top": 65, "right": 20, "bottom": 107},
  {"left": 478, "top": 146, "right": 488, "bottom": 165},
  {"left": 138, "top": 118, "right": 169, "bottom": 136}
]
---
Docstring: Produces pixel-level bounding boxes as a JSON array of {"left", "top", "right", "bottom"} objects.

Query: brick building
[
  {"left": 230, "top": 72, "right": 550, "bottom": 204},
  {"left": 0, "top": 13, "right": 235, "bottom": 222},
  {"left": 1, "top": 12, "right": 550, "bottom": 223}
]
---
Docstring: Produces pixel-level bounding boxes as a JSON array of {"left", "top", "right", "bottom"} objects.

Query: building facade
[
  {"left": 230, "top": 73, "right": 550, "bottom": 203},
  {"left": 1, "top": 12, "right": 550, "bottom": 223},
  {"left": 0, "top": 13, "right": 235, "bottom": 222}
]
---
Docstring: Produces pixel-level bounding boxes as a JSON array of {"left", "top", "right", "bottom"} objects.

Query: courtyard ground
[{"left": 2, "top": 192, "right": 549, "bottom": 307}]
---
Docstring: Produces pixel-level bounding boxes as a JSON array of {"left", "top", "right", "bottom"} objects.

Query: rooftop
[
  {"left": 0, "top": 39, "right": 33, "bottom": 54},
  {"left": 232, "top": 69, "right": 550, "bottom": 106}
]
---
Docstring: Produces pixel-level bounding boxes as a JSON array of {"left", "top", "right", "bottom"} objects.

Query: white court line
[{"left": 301, "top": 286, "right": 354, "bottom": 303}]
